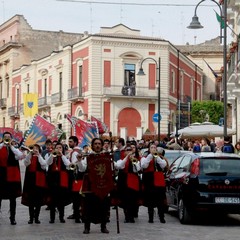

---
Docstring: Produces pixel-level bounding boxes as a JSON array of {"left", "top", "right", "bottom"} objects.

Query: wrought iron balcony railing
[{"left": 51, "top": 92, "right": 64, "bottom": 104}]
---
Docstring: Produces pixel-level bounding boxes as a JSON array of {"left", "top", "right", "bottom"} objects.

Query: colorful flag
[
  {"left": 66, "top": 114, "right": 99, "bottom": 147},
  {"left": 23, "top": 93, "right": 38, "bottom": 117},
  {"left": 91, "top": 115, "right": 108, "bottom": 134},
  {"left": 214, "top": 10, "right": 225, "bottom": 29},
  {"left": 0, "top": 127, "right": 23, "bottom": 143},
  {"left": 203, "top": 59, "right": 219, "bottom": 78},
  {"left": 22, "top": 114, "right": 62, "bottom": 147}
]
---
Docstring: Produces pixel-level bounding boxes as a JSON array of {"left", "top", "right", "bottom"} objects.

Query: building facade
[
  {"left": 0, "top": 15, "right": 83, "bottom": 130},
  {"left": 11, "top": 24, "right": 203, "bottom": 140}
]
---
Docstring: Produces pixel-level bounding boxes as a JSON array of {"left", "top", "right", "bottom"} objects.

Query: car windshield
[{"left": 201, "top": 158, "right": 240, "bottom": 176}]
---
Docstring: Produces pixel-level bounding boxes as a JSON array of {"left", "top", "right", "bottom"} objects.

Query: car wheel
[{"left": 178, "top": 197, "right": 191, "bottom": 224}]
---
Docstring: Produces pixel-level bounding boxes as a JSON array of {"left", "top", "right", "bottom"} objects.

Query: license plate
[{"left": 215, "top": 197, "right": 240, "bottom": 204}]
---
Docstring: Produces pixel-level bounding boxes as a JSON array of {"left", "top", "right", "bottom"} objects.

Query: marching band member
[
  {"left": 78, "top": 138, "right": 114, "bottom": 234},
  {"left": 114, "top": 145, "right": 141, "bottom": 223},
  {"left": 0, "top": 131, "right": 24, "bottom": 225},
  {"left": 141, "top": 143, "right": 167, "bottom": 224},
  {"left": 21, "top": 144, "right": 47, "bottom": 224},
  {"left": 67, "top": 136, "right": 83, "bottom": 223},
  {"left": 45, "top": 142, "right": 71, "bottom": 223}
]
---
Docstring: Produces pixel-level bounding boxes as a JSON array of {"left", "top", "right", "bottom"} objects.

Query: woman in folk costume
[
  {"left": 0, "top": 131, "right": 24, "bottom": 225},
  {"left": 114, "top": 146, "right": 141, "bottom": 223},
  {"left": 21, "top": 144, "right": 47, "bottom": 224},
  {"left": 141, "top": 143, "right": 167, "bottom": 224},
  {"left": 45, "top": 142, "right": 71, "bottom": 223}
]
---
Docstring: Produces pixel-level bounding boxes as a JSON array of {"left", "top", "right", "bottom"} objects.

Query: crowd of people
[{"left": 0, "top": 131, "right": 238, "bottom": 234}]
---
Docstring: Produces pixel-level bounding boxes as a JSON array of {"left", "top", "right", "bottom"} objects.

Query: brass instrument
[
  {"left": 153, "top": 152, "right": 159, "bottom": 158},
  {"left": 4, "top": 139, "right": 10, "bottom": 145},
  {"left": 29, "top": 145, "right": 34, "bottom": 152},
  {"left": 69, "top": 163, "right": 77, "bottom": 171},
  {"left": 52, "top": 150, "right": 58, "bottom": 158},
  {"left": 129, "top": 154, "right": 138, "bottom": 164}
]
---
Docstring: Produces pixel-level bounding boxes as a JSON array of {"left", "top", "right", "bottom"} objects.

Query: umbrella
[{"left": 171, "top": 122, "right": 235, "bottom": 138}]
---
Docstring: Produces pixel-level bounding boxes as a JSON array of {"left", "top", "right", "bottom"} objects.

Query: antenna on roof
[{"left": 89, "top": 2, "right": 93, "bottom": 34}]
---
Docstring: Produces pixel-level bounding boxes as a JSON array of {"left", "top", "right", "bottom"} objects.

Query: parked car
[{"left": 165, "top": 152, "right": 240, "bottom": 224}]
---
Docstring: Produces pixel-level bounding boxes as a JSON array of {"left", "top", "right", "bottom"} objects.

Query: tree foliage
[{"left": 191, "top": 100, "right": 224, "bottom": 124}]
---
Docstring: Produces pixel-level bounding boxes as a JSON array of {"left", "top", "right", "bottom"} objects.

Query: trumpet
[
  {"left": 129, "top": 154, "right": 138, "bottom": 164},
  {"left": 4, "top": 139, "right": 11, "bottom": 145},
  {"left": 52, "top": 151, "right": 58, "bottom": 158},
  {"left": 153, "top": 152, "right": 159, "bottom": 158},
  {"left": 29, "top": 145, "right": 34, "bottom": 152},
  {"left": 69, "top": 163, "right": 77, "bottom": 171}
]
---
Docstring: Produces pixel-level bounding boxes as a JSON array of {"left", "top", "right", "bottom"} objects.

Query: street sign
[{"left": 152, "top": 113, "right": 162, "bottom": 122}]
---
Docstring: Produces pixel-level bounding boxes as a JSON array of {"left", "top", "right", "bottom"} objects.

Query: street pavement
[{"left": 1, "top": 161, "right": 240, "bottom": 240}]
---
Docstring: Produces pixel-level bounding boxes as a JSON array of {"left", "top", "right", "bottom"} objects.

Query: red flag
[
  {"left": 66, "top": 114, "right": 99, "bottom": 147},
  {"left": 91, "top": 116, "right": 108, "bottom": 134}
]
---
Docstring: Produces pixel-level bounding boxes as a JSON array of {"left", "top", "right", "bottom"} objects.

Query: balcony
[
  {"left": 103, "top": 85, "right": 158, "bottom": 100},
  {"left": 8, "top": 105, "right": 22, "bottom": 118},
  {"left": 0, "top": 98, "right": 7, "bottom": 109},
  {"left": 38, "top": 96, "right": 51, "bottom": 109},
  {"left": 68, "top": 87, "right": 85, "bottom": 102},
  {"left": 51, "top": 92, "right": 64, "bottom": 105}
]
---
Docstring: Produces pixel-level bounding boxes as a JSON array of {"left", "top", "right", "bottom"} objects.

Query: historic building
[
  {"left": 11, "top": 23, "right": 204, "bottom": 139},
  {"left": 227, "top": 0, "right": 240, "bottom": 142},
  {"left": 0, "top": 15, "right": 83, "bottom": 129}
]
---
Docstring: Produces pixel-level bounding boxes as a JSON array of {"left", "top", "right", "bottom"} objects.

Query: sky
[{"left": 0, "top": 0, "right": 233, "bottom": 45}]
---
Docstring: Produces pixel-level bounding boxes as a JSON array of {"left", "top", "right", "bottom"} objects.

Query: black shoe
[
  {"left": 67, "top": 214, "right": 75, "bottom": 219},
  {"left": 160, "top": 217, "right": 166, "bottom": 223},
  {"left": 101, "top": 227, "right": 109, "bottom": 233},
  {"left": 60, "top": 218, "right": 65, "bottom": 223},
  {"left": 75, "top": 218, "right": 81, "bottom": 223},
  {"left": 49, "top": 220, "right": 54, "bottom": 224},
  {"left": 83, "top": 229, "right": 90, "bottom": 234},
  {"left": 35, "top": 219, "right": 41, "bottom": 224},
  {"left": 28, "top": 220, "right": 33, "bottom": 224},
  {"left": 124, "top": 219, "right": 129, "bottom": 223},
  {"left": 10, "top": 220, "right": 17, "bottom": 225}
]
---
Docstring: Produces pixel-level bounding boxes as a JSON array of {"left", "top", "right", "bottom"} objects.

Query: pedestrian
[
  {"left": 0, "top": 131, "right": 24, "bottom": 225},
  {"left": 222, "top": 136, "right": 235, "bottom": 153},
  {"left": 113, "top": 138, "right": 126, "bottom": 162},
  {"left": 21, "top": 144, "right": 47, "bottom": 224},
  {"left": 235, "top": 141, "right": 240, "bottom": 155},
  {"left": 141, "top": 143, "right": 167, "bottom": 224},
  {"left": 67, "top": 136, "right": 83, "bottom": 223},
  {"left": 45, "top": 142, "right": 71, "bottom": 223},
  {"left": 79, "top": 138, "right": 114, "bottom": 234}
]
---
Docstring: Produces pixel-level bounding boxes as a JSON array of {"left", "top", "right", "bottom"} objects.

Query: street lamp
[
  {"left": 187, "top": 0, "right": 228, "bottom": 138},
  {"left": 137, "top": 57, "right": 161, "bottom": 142}
]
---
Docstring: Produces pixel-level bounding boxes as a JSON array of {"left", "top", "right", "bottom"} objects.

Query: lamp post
[
  {"left": 187, "top": 0, "right": 228, "bottom": 138},
  {"left": 137, "top": 57, "right": 161, "bottom": 142}
]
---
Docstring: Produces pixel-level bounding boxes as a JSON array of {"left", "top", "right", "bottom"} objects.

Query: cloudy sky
[{"left": 0, "top": 0, "right": 232, "bottom": 45}]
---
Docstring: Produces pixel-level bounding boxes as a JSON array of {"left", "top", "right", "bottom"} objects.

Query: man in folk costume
[
  {"left": 114, "top": 146, "right": 141, "bottom": 223},
  {"left": 67, "top": 136, "right": 83, "bottom": 223},
  {"left": 21, "top": 144, "right": 47, "bottom": 224},
  {"left": 45, "top": 142, "right": 71, "bottom": 223},
  {"left": 79, "top": 138, "right": 114, "bottom": 234},
  {"left": 140, "top": 143, "right": 167, "bottom": 224},
  {"left": 0, "top": 131, "right": 24, "bottom": 225}
]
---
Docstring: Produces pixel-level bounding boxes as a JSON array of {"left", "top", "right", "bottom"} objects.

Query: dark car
[{"left": 165, "top": 152, "right": 240, "bottom": 224}]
